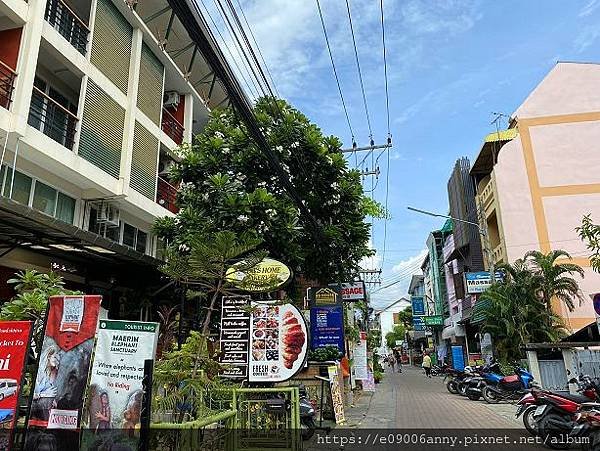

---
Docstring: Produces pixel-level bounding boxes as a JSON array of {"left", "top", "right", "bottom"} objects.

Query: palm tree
[{"left": 524, "top": 250, "right": 584, "bottom": 312}]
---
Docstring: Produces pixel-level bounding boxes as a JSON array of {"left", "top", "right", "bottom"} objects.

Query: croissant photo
[{"left": 281, "top": 311, "right": 305, "bottom": 369}]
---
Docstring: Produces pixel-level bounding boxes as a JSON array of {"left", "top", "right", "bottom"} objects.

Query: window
[
  {"left": 136, "top": 230, "right": 147, "bottom": 254},
  {"left": 85, "top": 207, "right": 150, "bottom": 254},
  {"left": 11, "top": 172, "right": 32, "bottom": 205},
  {"left": 122, "top": 223, "right": 136, "bottom": 248},
  {"left": 33, "top": 181, "right": 57, "bottom": 215},
  {"left": 56, "top": 193, "right": 75, "bottom": 223}
]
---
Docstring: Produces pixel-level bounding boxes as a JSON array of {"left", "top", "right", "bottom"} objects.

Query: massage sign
[{"left": 219, "top": 298, "right": 308, "bottom": 383}]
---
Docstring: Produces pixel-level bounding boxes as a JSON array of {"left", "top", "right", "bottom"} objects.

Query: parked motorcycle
[
  {"left": 444, "top": 367, "right": 469, "bottom": 394},
  {"left": 516, "top": 375, "right": 600, "bottom": 436},
  {"left": 570, "top": 402, "right": 600, "bottom": 451},
  {"left": 480, "top": 366, "right": 535, "bottom": 403},
  {"left": 298, "top": 385, "right": 317, "bottom": 440},
  {"left": 464, "top": 362, "right": 504, "bottom": 401}
]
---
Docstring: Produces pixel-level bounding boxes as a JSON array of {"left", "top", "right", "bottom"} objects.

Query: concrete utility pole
[{"left": 406, "top": 207, "right": 495, "bottom": 282}]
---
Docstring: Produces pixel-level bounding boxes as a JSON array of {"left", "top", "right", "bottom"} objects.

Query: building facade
[
  {"left": 377, "top": 297, "right": 411, "bottom": 355},
  {"left": 470, "top": 62, "right": 600, "bottom": 332},
  {"left": 0, "top": 0, "right": 235, "bottom": 314}
]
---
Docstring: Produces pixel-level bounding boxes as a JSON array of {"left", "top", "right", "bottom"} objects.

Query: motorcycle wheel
[
  {"left": 446, "top": 380, "right": 459, "bottom": 394},
  {"left": 581, "top": 430, "right": 600, "bottom": 451},
  {"left": 482, "top": 386, "right": 500, "bottom": 404},
  {"left": 301, "top": 417, "right": 316, "bottom": 441},
  {"left": 467, "top": 391, "right": 481, "bottom": 401},
  {"left": 537, "top": 414, "right": 571, "bottom": 450},
  {"left": 521, "top": 405, "right": 538, "bottom": 436},
  {"left": 459, "top": 383, "right": 468, "bottom": 396}
]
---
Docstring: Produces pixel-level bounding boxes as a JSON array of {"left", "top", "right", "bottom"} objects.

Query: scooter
[
  {"left": 464, "top": 362, "right": 504, "bottom": 401},
  {"left": 570, "top": 402, "right": 600, "bottom": 451},
  {"left": 298, "top": 385, "right": 317, "bottom": 440},
  {"left": 516, "top": 375, "right": 599, "bottom": 436},
  {"left": 481, "top": 366, "right": 535, "bottom": 403}
]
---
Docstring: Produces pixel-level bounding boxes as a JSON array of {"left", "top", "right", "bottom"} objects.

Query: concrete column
[
  {"left": 561, "top": 348, "right": 578, "bottom": 394},
  {"left": 10, "top": 0, "right": 46, "bottom": 134},
  {"left": 183, "top": 93, "right": 193, "bottom": 144},
  {"left": 119, "top": 27, "right": 142, "bottom": 193},
  {"left": 526, "top": 350, "right": 542, "bottom": 387}
]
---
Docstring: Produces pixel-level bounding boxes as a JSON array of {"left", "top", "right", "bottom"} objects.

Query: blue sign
[
  {"left": 310, "top": 306, "right": 345, "bottom": 354},
  {"left": 413, "top": 316, "right": 425, "bottom": 331},
  {"left": 465, "top": 271, "right": 504, "bottom": 294},
  {"left": 411, "top": 296, "right": 425, "bottom": 315},
  {"left": 451, "top": 345, "right": 465, "bottom": 371}
]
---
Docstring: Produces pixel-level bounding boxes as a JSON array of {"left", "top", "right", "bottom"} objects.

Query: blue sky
[{"left": 202, "top": 0, "right": 600, "bottom": 309}]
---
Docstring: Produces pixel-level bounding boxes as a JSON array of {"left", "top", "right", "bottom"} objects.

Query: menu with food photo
[{"left": 249, "top": 302, "right": 308, "bottom": 382}]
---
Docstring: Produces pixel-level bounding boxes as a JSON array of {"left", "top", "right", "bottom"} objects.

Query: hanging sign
[
  {"left": 423, "top": 315, "right": 444, "bottom": 326},
  {"left": 309, "top": 305, "right": 344, "bottom": 354},
  {"left": 308, "top": 287, "right": 341, "bottom": 306},
  {"left": 465, "top": 272, "right": 504, "bottom": 294},
  {"left": 0, "top": 321, "right": 32, "bottom": 450},
  {"left": 81, "top": 320, "right": 158, "bottom": 447},
  {"left": 329, "top": 282, "right": 366, "bottom": 302},
  {"left": 219, "top": 296, "right": 251, "bottom": 379},
  {"left": 26, "top": 295, "right": 101, "bottom": 446},
  {"left": 225, "top": 258, "right": 291, "bottom": 292},
  {"left": 327, "top": 365, "right": 345, "bottom": 424},
  {"left": 249, "top": 301, "right": 308, "bottom": 382},
  {"left": 411, "top": 296, "right": 425, "bottom": 316}
]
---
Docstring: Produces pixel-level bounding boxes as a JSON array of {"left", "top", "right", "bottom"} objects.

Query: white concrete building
[
  {"left": 377, "top": 297, "right": 411, "bottom": 355},
  {"left": 0, "top": 0, "right": 236, "bottom": 306}
]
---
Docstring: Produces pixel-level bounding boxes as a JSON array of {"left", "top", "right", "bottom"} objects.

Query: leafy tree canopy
[
  {"left": 154, "top": 98, "right": 381, "bottom": 283},
  {"left": 385, "top": 324, "right": 406, "bottom": 349},
  {"left": 577, "top": 214, "right": 600, "bottom": 273}
]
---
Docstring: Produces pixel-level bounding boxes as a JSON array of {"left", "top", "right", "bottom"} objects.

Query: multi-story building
[
  {"left": 377, "top": 296, "right": 410, "bottom": 355},
  {"left": 0, "top": 0, "right": 236, "bottom": 311},
  {"left": 470, "top": 62, "right": 600, "bottom": 332}
]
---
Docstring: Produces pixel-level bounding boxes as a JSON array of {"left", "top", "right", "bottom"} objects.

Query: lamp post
[{"left": 407, "top": 206, "right": 495, "bottom": 283}]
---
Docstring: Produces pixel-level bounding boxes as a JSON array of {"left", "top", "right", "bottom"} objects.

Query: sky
[{"left": 200, "top": 0, "right": 600, "bottom": 310}]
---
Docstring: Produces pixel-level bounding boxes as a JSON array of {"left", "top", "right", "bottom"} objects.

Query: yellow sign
[
  {"left": 314, "top": 288, "right": 338, "bottom": 305},
  {"left": 226, "top": 258, "right": 291, "bottom": 292}
]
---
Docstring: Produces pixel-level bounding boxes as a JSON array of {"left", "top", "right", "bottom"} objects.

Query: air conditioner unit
[
  {"left": 163, "top": 91, "right": 180, "bottom": 108},
  {"left": 96, "top": 202, "right": 120, "bottom": 227},
  {"left": 158, "top": 160, "right": 175, "bottom": 176}
]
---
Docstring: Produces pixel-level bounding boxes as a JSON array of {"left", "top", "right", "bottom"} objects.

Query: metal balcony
[
  {"left": 156, "top": 176, "right": 178, "bottom": 213},
  {"left": 44, "top": 0, "right": 89, "bottom": 55},
  {"left": 161, "top": 107, "right": 184, "bottom": 144},
  {"left": 0, "top": 61, "right": 17, "bottom": 110},
  {"left": 28, "top": 86, "right": 78, "bottom": 150}
]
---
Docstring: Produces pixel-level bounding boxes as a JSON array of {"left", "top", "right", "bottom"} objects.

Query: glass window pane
[
  {"left": 32, "top": 181, "right": 57, "bottom": 215},
  {"left": 0, "top": 166, "right": 5, "bottom": 197},
  {"left": 88, "top": 207, "right": 99, "bottom": 234},
  {"left": 123, "top": 223, "right": 136, "bottom": 248},
  {"left": 10, "top": 171, "right": 32, "bottom": 205},
  {"left": 56, "top": 192, "right": 75, "bottom": 223},
  {"left": 2, "top": 166, "right": 13, "bottom": 197},
  {"left": 105, "top": 223, "right": 120, "bottom": 242},
  {"left": 136, "top": 231, "right": 147, "bottom": 254}
]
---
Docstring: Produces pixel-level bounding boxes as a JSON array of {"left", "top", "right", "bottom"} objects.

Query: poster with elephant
[
  {"left": 25, "top": 295, "right": 102, "bottom": 449},
  {"left": 80, "top": 319, "right": 158, "bottom": 450}
]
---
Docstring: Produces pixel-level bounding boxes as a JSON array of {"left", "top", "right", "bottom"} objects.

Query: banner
[
  {"left": 81, "top": 320, "right": 158, "bottom": 447},
  {"left": 219, "top": 296, "right": 251, "bottom": 379},
  {"left": 327, "top": 365, "right": 345, "bottom": 424},
  {"left": 26, "top": 295, "right": 101, "bottom": 447},
  {"left": 362, "top": 371, "right": 375, "bottom": 392},
  {"left": 451, "top": 346, "right": 465, "bottom": 371},
  {"left": 353, "top": 335, "right": 367, "bottom": 380},
  {"left": 249, "top": 302, "right": 308, "bottom": 382},
  {"left": 0, "top": 321, "right": 32, "bottom": 450},
  {"left": 309, "top": 306, "right": 344, "bottom": 354}
]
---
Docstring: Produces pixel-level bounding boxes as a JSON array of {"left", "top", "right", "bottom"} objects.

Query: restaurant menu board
[
  {"left": 220, "top": 296, "right": 251, "bottom": 379},
  {"left": 327, "top": 365, "right": 345, "bottom": 424},
  {"left": 249, "top": 302, "right": 308, "bottom": 382}
]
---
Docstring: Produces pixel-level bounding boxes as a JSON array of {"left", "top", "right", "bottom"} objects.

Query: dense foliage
[
  {"left": 385, "top": 324, "right": 406, "bottom": 349},
  {"left": 478, "top": 250, "right": 583, "bottom": 361},
  {"left": 154, "top": 98, "right": 380, "bottom": 283},
  {"left": 577, "top": 214, "right": 600, "bottom": 273}
]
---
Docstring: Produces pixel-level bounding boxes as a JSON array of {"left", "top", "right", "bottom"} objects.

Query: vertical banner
[
  {"left": 0, "top": 321, "right": 32, "bottom": 450},
  {"left": 451, "top": 345, "right": 465, "bottom": 371},
  {"left": 362, "top": 371, "right": 375, "bottom": 391},
  {"left": 353, "top": 333, "right": 367, "bottom": 380},
  {"left": 327, "top": 365, "right": 345, "bottom": 424},
  {"left": 26, "top": 295, "right": 101, "bottom": 447},
  {"left": 81, "top": 320, "right": 158, "bottom": 446}
]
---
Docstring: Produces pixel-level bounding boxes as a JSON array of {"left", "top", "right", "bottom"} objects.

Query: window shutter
[
  {"left": 130, "top": 120, "right": 158, "bottom": 199},
  {"left": 137, "top": 44, "right": 164, "bottom": 125}
]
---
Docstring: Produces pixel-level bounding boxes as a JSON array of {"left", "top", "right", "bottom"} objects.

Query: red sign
[{"left": 0, "top": 321, "right": 32, "bottom": 450}]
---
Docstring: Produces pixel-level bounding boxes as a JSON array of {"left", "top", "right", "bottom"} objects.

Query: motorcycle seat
[
  {"left": 502, "top": 375, "right": 519, "bottom": 384},
  {"left": 560, "top": 392, "right": 593, "bottom": 404}
]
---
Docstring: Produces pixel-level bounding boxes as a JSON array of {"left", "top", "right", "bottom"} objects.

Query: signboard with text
[
  {"left": 423, "top": 315, "right": 444, "bottom": 326},
  {"left": 353, "top": 335, "right": 368, "bottom": 380},
  {"left": 308, "top": 287, "right": 341, "bottom": 306},
  {"left": 411, "top": 296, "right": 425, "bottom": 315},
  {"left": 0, "top": 321, "right": 32, "bottom": 450},
  {"left": 310, "top": 306, "right": 344, "bottom": 354},
  {"left": 465, "top": 271, "right": 503, "bottom": 294},
  {"left": 219, "top": 296, "right": 251, "bottom": 379},
  {"left": 330, "top": 282, "right": 366, "bottom": 302},
  {"left": 328, "top": 365, "right": 345, "bottom": 424},
  {"left": 413, "top": 316, "right": 425, "bottom": 331}
]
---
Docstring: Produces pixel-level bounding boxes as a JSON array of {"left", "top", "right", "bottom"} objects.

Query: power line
[
  {"left": 380, "top": 0, "right": 391, "bottom": 138},
  {"left": 345, "top": 0, "right": 373, "bottom": 143},
  {"left": 315, "top": 0, "right": 356, "bottom": 146}
]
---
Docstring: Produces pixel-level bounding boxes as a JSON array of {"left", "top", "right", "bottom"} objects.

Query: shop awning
[
  {"left": 0, "top": 197, "right": 160, "bottom": 268},
  {"left": 470, "top": 128, "right": 519, "bottom": 176},
  {"left": 470, "top": 298, "right": 490, "bottom": 324}
]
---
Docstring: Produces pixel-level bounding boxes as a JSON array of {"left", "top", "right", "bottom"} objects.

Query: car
[{"left": 0, "top": 379, "right": 18, "bottom": 401}]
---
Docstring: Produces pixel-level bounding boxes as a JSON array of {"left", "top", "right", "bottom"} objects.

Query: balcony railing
[
  {"left": 156, "top": 176, "right": 178, "bottom": 213},
  {"left": 28, "top": 86, "right": 78, "bottom": 150},
  {"left": 0, "top": 61, "right": 16, "bottom": 110},
  {"left": 161, "top": 107, "right": 184, "bottom": 144},
  {"left": 44, "top": 0, "right": 89, "bottom": 55}
]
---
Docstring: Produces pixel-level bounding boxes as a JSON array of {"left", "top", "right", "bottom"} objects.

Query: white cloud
[
  {"left": 579, "top": 0, "right": 600, "bottom": 17},
  {"left": 574, "top": 27, "right": 600, "bottom": 53}
]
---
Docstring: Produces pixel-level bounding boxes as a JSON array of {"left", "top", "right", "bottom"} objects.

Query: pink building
[{"left": 470, "top": 62, "right": 600, "bottom": 333}]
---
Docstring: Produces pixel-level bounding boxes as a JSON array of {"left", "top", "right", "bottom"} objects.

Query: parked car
[{"left": 0, "top": 379, "right": 18, "bottom": 401}]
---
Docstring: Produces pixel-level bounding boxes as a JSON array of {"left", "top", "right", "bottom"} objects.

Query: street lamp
[{"left": 407, "top": 206, "right": 495, "bottom": 283}]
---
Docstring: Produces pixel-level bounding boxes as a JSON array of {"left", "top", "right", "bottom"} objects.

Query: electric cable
[{"left": 315, "top": 0, "right": 356, "bottom": 146}]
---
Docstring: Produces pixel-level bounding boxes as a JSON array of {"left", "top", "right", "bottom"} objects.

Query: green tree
[
  {"left": 154, "top": 98, "right": 381, "bottom": 284},
  {"left": 525, "top": 250, "right": 584, "bottom": 312},
  {"left": 385, "top": 324, "right": 406, "bottom": 349},
  {"left": 396, "top": 306, "right": 413, "bottom": 329},
  {"left": 478, "top": 258, "right": 568, "bottom": 361},
  {"left": 577, "top": 214, "right": 600, "bottom": 273}
]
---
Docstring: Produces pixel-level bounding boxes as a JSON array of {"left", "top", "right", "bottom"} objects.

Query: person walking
[
  {"left": 388, "top": 354, "right": 396, "bottom": 372},
  {"left": 393, "top": 349, "right": 402, "bottom": 373},
  {"left": 422, "top": 352, "right": 432, "bottom": 378}
]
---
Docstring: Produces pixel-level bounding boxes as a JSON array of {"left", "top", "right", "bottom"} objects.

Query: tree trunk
[{"left": 192, "top": 281, "right": 222, "bottom": 378}]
